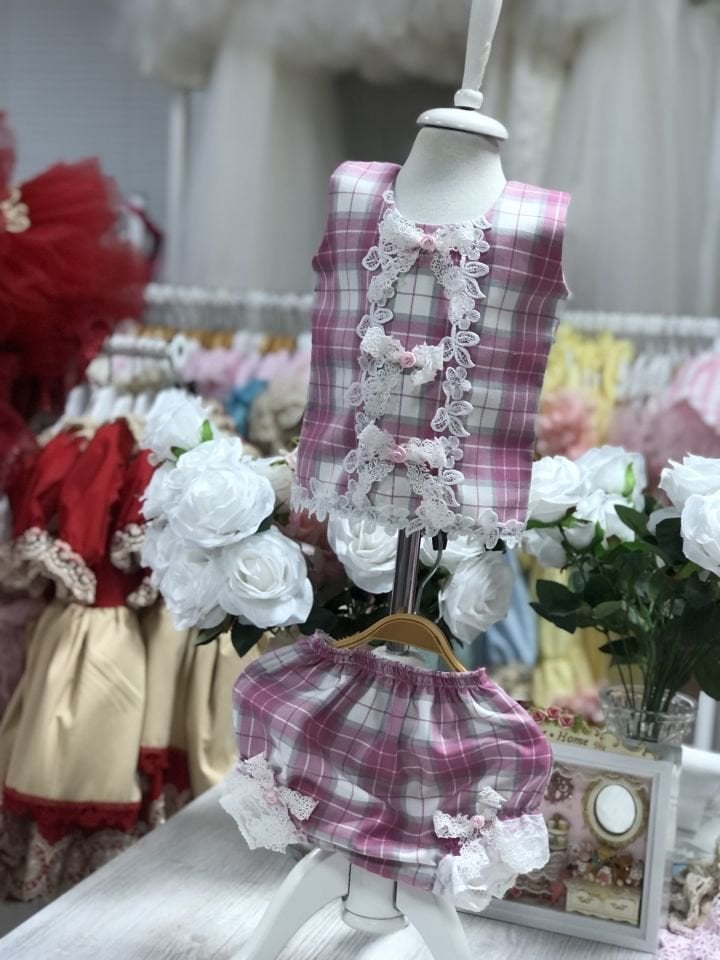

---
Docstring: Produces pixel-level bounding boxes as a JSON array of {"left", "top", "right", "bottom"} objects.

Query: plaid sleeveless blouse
[{"left": 293, "top": 161, "right": 570, "bottom": 545}]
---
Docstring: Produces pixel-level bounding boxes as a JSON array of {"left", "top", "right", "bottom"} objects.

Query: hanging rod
[
  {"left": 143, "top": 283, "right": 313, "bottom": 333},
  {"left": 142, "top": 285, "right": 720, "bottom": 341},
  {"left": 563, "top": 310, "right": 720, "bottom": 340}
]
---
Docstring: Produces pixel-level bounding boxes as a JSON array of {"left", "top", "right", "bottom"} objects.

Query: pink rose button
[{"left": 400, "top": 351, "right": 416, "bottom": 369}]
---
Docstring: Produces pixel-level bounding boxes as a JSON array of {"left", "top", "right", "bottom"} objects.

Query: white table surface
[{"left": 0, "top": 785, "right": 651, "bottom": 960}]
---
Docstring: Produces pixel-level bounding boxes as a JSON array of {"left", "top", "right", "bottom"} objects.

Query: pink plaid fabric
[
  {"left": 293, "top": 161, "right": 570, "bottom": 542},
  {"left": 226, "top": 634, "right": 552, "bottom": 897}
]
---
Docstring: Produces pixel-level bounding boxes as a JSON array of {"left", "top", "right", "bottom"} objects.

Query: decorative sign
[
  {"left": 475, "top": 741, "right": 675, "bottom": 953},
  {"left": 527, "top": 705, "right": 657, "bottom": 760}
]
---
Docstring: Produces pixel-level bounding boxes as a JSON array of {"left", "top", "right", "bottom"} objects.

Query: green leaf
[
  {"left": 614, "top": 505, "right": 648, "bottom": 536},
  {"left": 681, "top": 604, "right": 720, "bottom": 646},
  {"left": 584, "top": 574, "right": 617, "bottom": 607},
  {"left": 697, "top": 651, "right": 720, "bottom": 699},
  {"left": 568, "top": 569, "right": 587, "bottom": 594},
  {"left": 200, "top": 419, "right": 214, "bottom": 443},
  {"left": 684, "top": 574, "right": 714, "bottom": 609},
  {"left": 230, "top": 621, "right": 264, "bottom": 657},
  {"left": 530, "top": 602, "right": 577, "bottom": 634},
  {"left": 194, "top": 615, "right": 234, "bottom": 646},
  {"left": 536, "top": 579, "right": 582, "bottom": 614},
  {"left": 647, "top": 570, "right": 673, "bottom": 604},
  {"left": 574, "top": 603, "right": 599, "bottom": 629},
  {"left": 171, "top": 446, "right": 187, "bottom": 459},
  {"left": 654, "top": 517, "right": 685, "bottom": 567},
  {"left": 593, "top": 600, "right": 624, "bottom": 619},
  {"left": 614, "top": 539, "right": 660, "bottom": 557},
  {"left": 616, "top": 550, "right": 651, "bottom": 578},
  {"left": 677, "top": 561, "right": 700, "bottom": 580},
  {"left": 598, "top": 636, "right": 641, "bottom": 665},
  {"left": 526, "top": 518, "right": 564, "bottom": 530},
  {"left": 298, "top": 605, "right": 340, "bottom": 637},
  {"left": 257, "top": 515, "right": 274, "bottom": 533}
]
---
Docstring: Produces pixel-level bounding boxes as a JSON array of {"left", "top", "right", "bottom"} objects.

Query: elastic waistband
[{"left": 300, "top": 631, "right": 489, "bottom": 690}]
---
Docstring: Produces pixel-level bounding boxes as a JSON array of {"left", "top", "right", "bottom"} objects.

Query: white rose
[
  {"left": 523, "top": 521, "right": 595, "bottom": 568},
  {"left": 576, "top": 446, "right": 646, "bottom": 499},
  {"left": 165, "top": 437, "right": 275, "bottom": 548},
  {"left": 143, "top": 389, "right": 213, "bottom": 463},
  {"left": 680, "top": 492, "right": 720, "bottom": 576},
  {"left": 565, "top": 522, "right": 596, "bottom": 550},
  {"left": 420, "top": 534, "right": 482, "bottom": 572},
  {"left": 142, "top": 463, "right": 176, "bottom": 521},
  {"left": 522, "top": 528, "right": 567, "bottom": 568},
  {"left": 574, "top": 490, "right": 635, "bottom": 542},
  {"left": 215, "top": 527, "right": 313, "bottom": 628},
  {"left": 439, "top": 552, "right": 514, "bottom": 644},
  {"left": 155, "top": 539, "right": 225, "bottom": 631},
  {"left": 660, "top": 455, "right": 720, "bottom": 509},
  {"left": 327, "top": 516, "right": 397, "bottom": 594},
  {"left": 140, "top": 521, "right": 176, "bottom": 578},
  {"left": 247, "top": 456, "right": 294, "bottom": 513},
  {"left": 527, "top": 456, "right": 588, "bottom": 523}
]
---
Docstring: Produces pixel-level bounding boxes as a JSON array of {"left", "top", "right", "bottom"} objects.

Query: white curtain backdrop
[{"left": 122, "top": 0, "right": 720, "bottom": 313}]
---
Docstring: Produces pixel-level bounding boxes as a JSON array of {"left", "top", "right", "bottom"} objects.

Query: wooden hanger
[{"left": 333, "top": 612, "right": 466, "bottom": 673}]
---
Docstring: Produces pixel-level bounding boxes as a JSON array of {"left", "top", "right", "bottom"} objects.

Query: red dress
[{"left": 0, "top": 420, "right": 238, "bottom": 899}]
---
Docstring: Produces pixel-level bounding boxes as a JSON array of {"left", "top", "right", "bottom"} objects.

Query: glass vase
[{"left": 599, "top": 685, "right": 697, "bottom": 761}]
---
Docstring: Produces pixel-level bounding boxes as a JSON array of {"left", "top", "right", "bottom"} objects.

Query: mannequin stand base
[{"left": 240, "top": 849, "right": 473, "bottom": 960}]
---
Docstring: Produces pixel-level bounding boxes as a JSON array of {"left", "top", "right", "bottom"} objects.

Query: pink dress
[{"left": 293, "top": 161, "right": 570, "bottom": 543}]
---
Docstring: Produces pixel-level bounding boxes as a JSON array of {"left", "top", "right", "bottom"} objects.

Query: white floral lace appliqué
[
  {"left": 434, "top": 786, "right": 549, "bottom": 910},
  {"left": 220, "top": 754, "right": 317, "bottom": 854},
  {"left": 292, "top": 186, "right": 526, "bottom": 545}
]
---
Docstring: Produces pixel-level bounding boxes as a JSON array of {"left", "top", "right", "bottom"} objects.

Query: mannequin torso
[{"left": 394, "top": 127, "right": 507, "bottom": 225}]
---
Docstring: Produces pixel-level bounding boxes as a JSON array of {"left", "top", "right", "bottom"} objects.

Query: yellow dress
[{"left": 0, "top": 597, "right": 256, "bottom": 901}]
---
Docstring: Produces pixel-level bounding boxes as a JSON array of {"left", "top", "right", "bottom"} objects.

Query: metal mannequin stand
[{"left": 239, "top": 533, "right": 473, "bottom": 960}]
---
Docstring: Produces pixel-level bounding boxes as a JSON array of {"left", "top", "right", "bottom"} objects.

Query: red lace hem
[
  {"left": 138, "top": 746, "right": 191, "bottom": 808},
  {"left": 3, "top": 787, "right": 141, "bottom": 844}
]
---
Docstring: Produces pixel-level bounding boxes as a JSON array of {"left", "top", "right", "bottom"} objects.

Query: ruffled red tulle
[{"left": 0, "top": 113, "right": 148, "bottom": 421}]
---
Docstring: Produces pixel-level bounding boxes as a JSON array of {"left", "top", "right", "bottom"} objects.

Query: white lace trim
[
  {"left": 433, "top": 786, "right": 549, "bottom": 911},
  {"left": 291, "top": 480, "right": 525, "bottom": 549},
  {"left": 0, "top": 528, "right": 97, "bottom": 604},
  {"left": 110, "top": 523, "right": 145, "bottom": 572},
  {"left": 219, "top": 754, "right": 318, "bottom": 854},
  {"left": 127, "top": 575, "right": 159, "bottom": 610}
]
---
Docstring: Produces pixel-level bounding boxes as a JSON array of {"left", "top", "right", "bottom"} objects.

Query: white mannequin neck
[{"left": 394, "top": 127, "right": 506, "bottom": 225}]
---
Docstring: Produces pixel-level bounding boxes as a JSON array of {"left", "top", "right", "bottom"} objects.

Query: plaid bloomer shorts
[{"left": 221, "top": 632, "right": 553, "bottom": 910}]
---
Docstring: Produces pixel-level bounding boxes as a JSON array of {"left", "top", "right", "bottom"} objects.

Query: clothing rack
[
  {"left": 143, "top": 286, "right": 720, "bottom": 343},
  {"left": 143, "top": 283, "right": 313, "bottom": 334},
  {"left": 96, "top": 332, "right": 191, "bottom": 386},
  {"left": 564, "top": 310, "right": 720, "bottom": 342}
]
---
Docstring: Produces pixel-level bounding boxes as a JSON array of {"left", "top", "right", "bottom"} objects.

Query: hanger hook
[{"left": 414, "top": 533, "right": 447, "bottom": 615}]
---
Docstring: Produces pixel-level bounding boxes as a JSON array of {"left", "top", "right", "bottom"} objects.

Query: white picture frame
[{"left": 472, "top": 743, "right": 676, "bottom": 954}]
